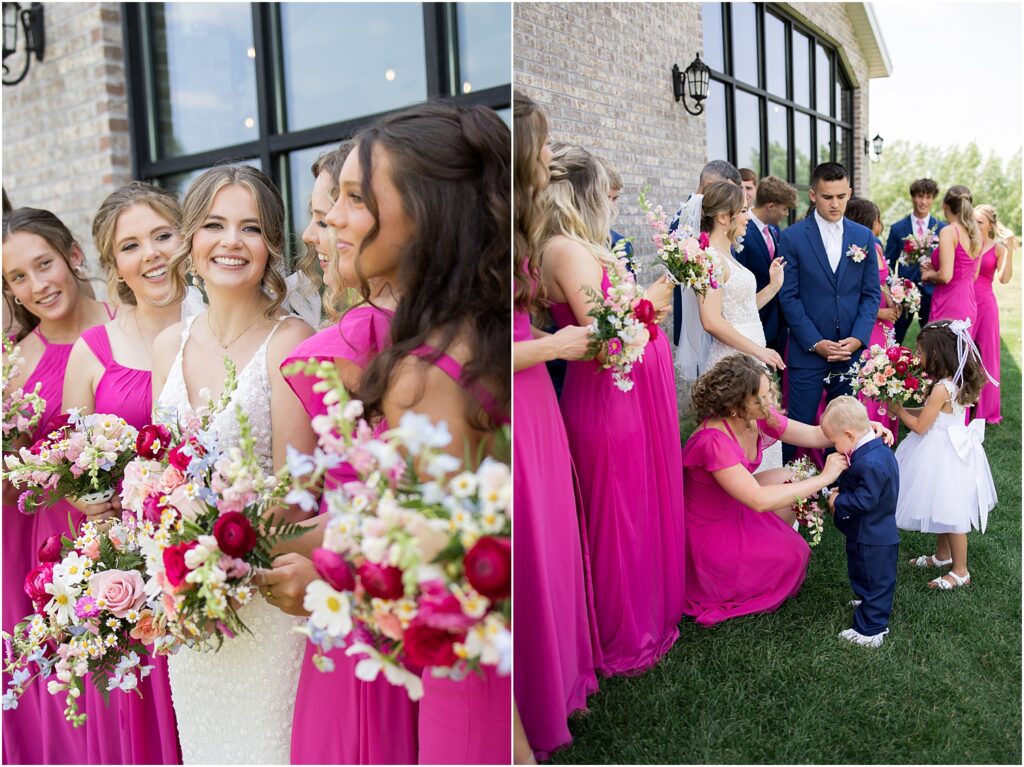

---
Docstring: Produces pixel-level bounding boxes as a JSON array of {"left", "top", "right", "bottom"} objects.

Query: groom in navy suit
[
  {"left": 884, "top": 178, "right": 945, "bottom": 344},
  {"left": 777, "top": 162, "right": 880, "bottom": 463}
]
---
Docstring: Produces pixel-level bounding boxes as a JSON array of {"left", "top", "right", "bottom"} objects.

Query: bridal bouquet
[
  {"left": 3, "top": 410, "right": 138, "bottom": 514},
  {"left": 783, "top": 457, "right": 829, "bottom": 547},
  {"left": 848, "top": 343, "right": 928, "bottom": 410},
  {"left": 1, "top": 521, "right": 156, "bottom": 725},
  {"left": 582, "top": 250, "right": 655, "bottom": 393},
  {"left": 638, "top": 187, "right": 720, "bottom": 296},
  {"left": 2, "top": 337, "right": 46, "bottom": 451},
  {"left": 283, "top": 361, "right": 512, "bottom": 701},
  {"left": 885, "top": 274, "right": 922, "bottom": 318},
  {"left": 900, "top": 227, "right": 939, "bottom": 267}
]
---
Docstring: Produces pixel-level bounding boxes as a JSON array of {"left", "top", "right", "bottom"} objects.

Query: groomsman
[
  {"left": 884, "top": 178, "right": 945, "bottom": 343},
  {"left": 670, "top": 160, "right": 743, "bottom": 345},
  {"left": 777, "top": 162, "right": 880, "bottom": 463},
  {"left": 739, "top": 168, "right": 758, "bottom": 209},
  {"left": 735, "top": 175, "right": 797, "bottom": 359}
]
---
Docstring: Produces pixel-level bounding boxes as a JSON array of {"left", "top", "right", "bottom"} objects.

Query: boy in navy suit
[{"left": 822, "top": 397, "right": 900, "bottom": 648}]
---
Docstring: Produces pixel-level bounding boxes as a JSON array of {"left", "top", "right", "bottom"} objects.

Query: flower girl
[{"left": 890, "top": 319, "right": 997, "bottom": 590}]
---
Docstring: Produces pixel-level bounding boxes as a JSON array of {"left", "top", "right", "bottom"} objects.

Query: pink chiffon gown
[
  {"left": 972, "top": 245, "right": 1002, "bottom": 423},
  {"left": 79, "top": 325, "right": 182, "bottom": 764},
  {"left": 680, "top": 413, "right": 811, "bottom": 626},
  {"left": 411, "top": 345, "right": 511, "bottom": 766},
  {"left": 861, "top": 249, "right": 899, "bottom": 438},
  {"left": 512, "top": 294, "right": 599, "bottom": 761},
  {"left": 282, "top": 305, "right": 420, "bottom": 765},
  {"left": 550, "top": 269, "right": 686, "bottom": 676},
  {"left": 928, "top": 230, "right": 978, "bottom": 328}
]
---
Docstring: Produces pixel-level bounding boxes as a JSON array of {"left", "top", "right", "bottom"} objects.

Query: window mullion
[{"left": 250, "top": 3, "right": 274, "bottom": 183}]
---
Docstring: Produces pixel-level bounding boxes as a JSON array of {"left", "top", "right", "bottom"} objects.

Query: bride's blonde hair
[
  {"left": 537, "top": 142, "right": 614, "bottom": 266},
  {"left": 701, "top": 180, "right": 745, "bottom": 245}
]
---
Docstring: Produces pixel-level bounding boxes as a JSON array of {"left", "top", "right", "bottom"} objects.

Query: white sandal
[
  {"left": 929, "top": 571, "right": 970, "bottom": 590},
  {"left": 910, "top": 554, "right": 952, "bottom": 568}
]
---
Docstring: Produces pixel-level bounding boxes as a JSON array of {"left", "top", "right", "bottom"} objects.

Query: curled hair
[
  {"left": 305, "top": 142, "right": 354, "bottom": 322},
  {"left": 943, "top": 185, "right": 981, "bottom": 257},
  {"left": 916, "top": 321, "right": 987, "bottom": 407},
  {"left": 163, "top": 164, "right": 288, "bottom": 319},
  {"left": 700, "top": 180, "right": 745, "bottom": 243},
  {"left": 699, "top": 159, "right": 742, "bottom": 188},
  {"left": 909, "top": 178, "right": 939, "bottom": 198},
  {"left": 844, "top": 197, "right": 880, "bottom": 231},
  {"left": 92, "top": 182, "right": 182, "bottom": 307},
  {"left": 513, "top": 90, "right": 549, "bottom": 314},
  {"left": 691, "top": 353, "right": 779, "bottom": 425},
  {"left": 975, "top": 204, "right": 1018, "bottom": 256},
  {"left": 2, "top": 208, "right": 87, "bottom": 340},
  {"left": 350, "top": 101, "right": 511, "bottom": 431},
  {"left": 754, "top": 175, "right": 797, "bottom": 209},
  {"left": 538, "top": 142, "right": 613, "bottom": 265}
]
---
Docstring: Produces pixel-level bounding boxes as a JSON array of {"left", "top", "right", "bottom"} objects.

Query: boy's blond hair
[{"left": 821, "top": 396, "right": 871, "bottom": 434}]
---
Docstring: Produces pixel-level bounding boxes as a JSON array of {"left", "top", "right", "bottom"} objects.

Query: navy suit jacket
[
  {"left": 777, "top": 215, "right": 881, "bottom": 369},
  {"left": 884, "top": 215, "right": 945, "bottom": 296},
  {"left": 833, "top": 437, "right": 900, "bottom": 545},
  {"left": 736, "top": 218, "right": 784, "bottom": 348}
]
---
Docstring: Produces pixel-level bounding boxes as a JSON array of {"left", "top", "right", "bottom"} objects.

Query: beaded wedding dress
[{"left": 155, "top": 315, "right": 305, "bottom": 764}]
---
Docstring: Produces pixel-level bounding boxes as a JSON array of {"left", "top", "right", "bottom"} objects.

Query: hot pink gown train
[{"left": 972, "top": 245, "right": 1002, "bottom": 423}]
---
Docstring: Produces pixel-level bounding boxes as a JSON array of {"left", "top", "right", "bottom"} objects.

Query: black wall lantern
[
  {"left": 3, "top": 2, "right": 44, "bottom": 87},
  {"left": 863, "top": 133, "right": 884, "bottom": 163},
  {"left": 672, "top": 53, "right": 710, "bottom": 115}
]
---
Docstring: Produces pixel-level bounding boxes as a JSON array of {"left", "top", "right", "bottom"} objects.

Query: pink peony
[
  {"left": 463, "top": 536, "right": 511, "bottom": 601},
  {"left": 88, "top": 569, "right": 147, "bottom": 618},
  {"left": 886, "top": 347, "right": 902, "bottom": 363},
  {"left": 357, "top": 561, "right": 404, "bottom": 600},
  {"left": 23, "top": 562, "right": 54, "bottom": 605}
]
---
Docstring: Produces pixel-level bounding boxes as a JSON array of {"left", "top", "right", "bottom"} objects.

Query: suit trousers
[{"left": 846, "top": 540, "right": 898, "bottom": 636}]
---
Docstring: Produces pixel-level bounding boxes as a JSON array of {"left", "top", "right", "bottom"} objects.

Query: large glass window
[
  {"left": 791, "top": 29, "right": 810, "bottom": 108},
  {"left": 794, "top": 111, "right": 811, "bottom": 188},
  {"left": 702, "top": 2, "right": 724, "bottom": 72},
  {"left": 734, "top": 89, "right": 761, "bottom": 171},
  {"left": 729, "top": 3, "right": 758, "bottom": 86},
  {"left": 815, "top": 43, "right": 831, "bottom": 115},
  {"left": 764, "top": 12, "right": 786, "bottom": 97},
  {"left": 125, "top": 2, "right": 512, "bottom": 263},
  {"left": 706, "top": 79, "right": 728, "bottom": 162},
  {"left": 767, "top": 100, "right": 788, "bottom": 178}
]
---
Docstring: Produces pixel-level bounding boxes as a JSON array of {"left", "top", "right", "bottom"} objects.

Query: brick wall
[{"left": 2, "top": 2, "right": 131, "bottom": 291}]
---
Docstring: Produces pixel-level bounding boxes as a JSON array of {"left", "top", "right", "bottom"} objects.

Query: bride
[
  {"left": 151, "top": 165, "right": 316, "bottom": 764},
  {"left": 677, "top": 180, "right": 786, "bottom": 469}
]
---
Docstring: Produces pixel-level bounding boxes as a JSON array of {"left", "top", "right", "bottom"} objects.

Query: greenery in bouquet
[
  {"left": 848, "top": 343, "right": 930, "bottom": 411},
  {"left": 783, "top": 457, "right": 829, "bottom": 547}
]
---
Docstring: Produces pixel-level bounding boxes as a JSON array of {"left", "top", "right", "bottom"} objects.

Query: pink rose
[
  {"left": 88, "top": 569, "right": 146, "bottom": 618},
  {"left": 160, "top": 466, "right": 185, "bottom": 491},
  {"left": 311, "top": 548, "right": 356, "bottom": 592},
  {"left": 129, "top": 610, "right": 162, "bottom": 645},
  {"left": 463, "top": 536, "right": 511, "bottom": 601},
  {"left": 37, "top": 534, "right": 62, "bottom": 563},
  {"left": 24, "top": 562, "right": 54, "bottom": 605},
  {"left": 136, "top": 424, "right": 173, "bottom": 461}
]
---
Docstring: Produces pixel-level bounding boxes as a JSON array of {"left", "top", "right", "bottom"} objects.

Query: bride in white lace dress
[
  {"left": 677, "top": 181, "right": 787, "bottom": 470},
  {"left": 151, "top": 167, "right": 315, "bottom": 764}
]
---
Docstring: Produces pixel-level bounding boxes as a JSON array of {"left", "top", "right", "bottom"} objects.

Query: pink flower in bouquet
[
  {"left": 163, "top": 540, "right": 200, "bottom": 589},
  {"left": 142, "top": 494, "right": 166, "bottom": 526},
  {"left": 81, "top": 539, "right": 100, "bottom": 560},
  {"left": 159, "top": 466, "right": 186, "bottom": 492},
  {"left": 357, "top": 561, "right": 404, "bottom": 600},
  {"left": 168, "top": 437, "right": 203, "bottom": 471},
  {"left": 886, "top": 346, "right": 902, "bottom": 363},
  {"left": 75, "top": 595, "right": 100, "bottom": 620},
  {"left": 374, "top": 610, "right": 405, "bottom": 642},
  {"left": 167, "top": 483, "right": 206, "bottom": 522},
  {"left": 37, "top": 534, "right": 62, "bottom": 563},
  {"left": 136, "top": 423, "right": 173, "bottom": 460},
  {"left": 463, "top": 536, "right": 511, "bottom": 601},
  {"left": 905, "top": 376, "right": 920, "bottom": 391},
  {"left": 23, "top": 562, "right": 54, "bottom": 604},
  {"left": 63, "top": 432, "right": 88, "bottom": 463},
  {"left": 633, "top": 299, "right": 656, "bottom": 325},
  {"left": 129, "top": 610, "right": 162, "bottom": 645},
  {"left": 89, "top": 569, "right": 146, "bottom": 618},
  {"left": 311, "top": 548, "right": 356, "bottom": 592},
  {"left": 417, "top": 580, "right": 478, "bottom": 631},
  {"left": 894, "top": 360, "right": 909, "bottom": 375},
  {"left": 402, "top": 616, "right": 464, "bottom": 668},
  {"left": 217, "top": 555, "right": 251, "bottom": 580},
  {"left": 607, "top": 338, "right": 623, "bottom": 357},
  {"left": 213, "top": 511, "right": 257, "bottom": 557},
  {"left": 698, "top": 231, "right": 710, "bottom": 250},
  {"left": 903, "top": 240, "right": 915, "bottom": 253}
]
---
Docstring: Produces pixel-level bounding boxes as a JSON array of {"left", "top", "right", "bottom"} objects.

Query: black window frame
[{"left": 122, "top": 2, "right": 511, "bottom": 261}]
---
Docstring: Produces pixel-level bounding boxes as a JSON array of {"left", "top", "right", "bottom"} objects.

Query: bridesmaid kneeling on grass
[{"left": 680, "top": 354, "right": 893, "bottom": 626}]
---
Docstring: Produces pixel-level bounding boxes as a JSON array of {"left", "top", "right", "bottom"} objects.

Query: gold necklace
[
  {"left": 131, "top": 309, "right": 153, "bottom": 364},
  {"left": 207, "top": 310, "right": 263, "bottom": 351}
]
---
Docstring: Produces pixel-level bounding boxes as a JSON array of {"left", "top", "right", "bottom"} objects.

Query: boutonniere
[{"left": 846, "top": 244, "right": 868, "bottom": 263}]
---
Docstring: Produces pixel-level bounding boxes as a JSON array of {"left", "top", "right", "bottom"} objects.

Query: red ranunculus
[
  {"left": 402, "top": 616, "right": 464, "bottom": 668},
  {"left": 168, "top": 437, "right": 203, "bottom": 471},
  {"left": 903, "top": 240, "right": 915, "bottom": 253},
  {"left": 356, "top": 561, "right": 404, "bottom": 600},
  {"left": 633, "top": 299, "right": 656, "bottom": 325},
  {"left": 37, "top": 534, "right": 62, "bottom": 563},
  {"left": 136, "top": 423, "right": 173, "bottom": 460},
  {"left": 886, "top": 346, "right": 902, "bottom": 363},
  {"left": 142, "top": 494, "right": 167, "bottom": 526},
  {"left": 163, "top": 541, "right": 200, "bottom": 588},
  {"left": 698, "top": 231, "right": 710, "bottom": 250},
  {"left": 894, "top": 360, "right": 909, "bottom": 375},
  {"left": 905, "top": 376, "right": 920, "bottom": 391},
  {"left": 24, "top": 562, "right": 54, "bottom": 604},
  {"left": 463, "top": 536, "right": 511, "bottom": 601},
  {"left": 212, "top": 512, "right": 257, "bottom": 558},
  {"left": 311, "top": 548, "right": 355, "bottom": 592}
]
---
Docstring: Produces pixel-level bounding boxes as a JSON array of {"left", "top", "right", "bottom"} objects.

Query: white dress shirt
[
  {"left": 814, "top": 209, "right": 844, "bottom": 271},
  {"left": 749, "top": 210, "right": 774, "bottom": 252},
  {"left": 912, "top": 214, "right": 930, "bottom": 237}
]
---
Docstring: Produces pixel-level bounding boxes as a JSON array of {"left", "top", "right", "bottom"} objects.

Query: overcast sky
[{"left": 869, "top": 1, "right": 1022, "bottom": 159}]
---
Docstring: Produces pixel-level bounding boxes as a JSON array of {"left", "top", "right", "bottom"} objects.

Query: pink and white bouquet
[
  {"left": 3, "top": 410, "right": 138, "bottom": 514},
  {"left": 638, "top": 187, "right": 720, "bottom": 296},
  {"left": 2, "top": 337, "right": 46, "bottom": 450},
  {"left": 783, "top": 457, "right": 829, "bottom": 547},
  {"left": 885, "top": 274, "right": 922, "bottom": 318},
  {"left": 282, "top": 361, "right": 511, "bottom": 701},
  {"left": 2, "top": 522, "right": 155, "bottom": 725},
  {"left": 848, "top": 343, "right": 929, "bottom": 410},
  {"left": 900, "top": 227, "right": 939, "bottom": 267}
]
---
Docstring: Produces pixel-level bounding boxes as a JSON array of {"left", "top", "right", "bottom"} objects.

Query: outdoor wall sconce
[
  {"left": 672, "top": 53, "right": 710, "bottom": 116},
  {"left": 3, "top": 2, "right": 44, "bottom": 87},
  {"left": 863, "top": 133, "right": 884, "bottom": 163}
]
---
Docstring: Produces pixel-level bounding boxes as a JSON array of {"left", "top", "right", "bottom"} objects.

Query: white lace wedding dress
[{"left": 155, "top": 315, "right": 306, "bottom": 765}]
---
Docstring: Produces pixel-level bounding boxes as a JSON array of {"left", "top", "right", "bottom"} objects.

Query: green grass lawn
[{"left": 551, "top": 255, "right": 1021, "bottom": 764}]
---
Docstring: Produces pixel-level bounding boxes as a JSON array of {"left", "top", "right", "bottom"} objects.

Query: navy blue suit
[
  {"left": 777, "top": 215, "right": 880, "bottom": 461},
  {"left": 736, "top": 218, "right": 787, "bottom": 357},
  {"left": 833, "top": 437, "right": 900, "bottom": 636},
  {"left": 884, "top": 215, "right": 945, "bottom": 343}
]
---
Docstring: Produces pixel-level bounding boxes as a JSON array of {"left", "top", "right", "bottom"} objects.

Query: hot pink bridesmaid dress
[
  {"left": 972, "top": 245, "right": 1001, "bottom": 423},
  {"left": 549, "top": 269, "right": 686, "bottom": 676},
  {"left": 79, "top": 325, "right": 182, "bottom": 764},
  {"left": 409, "top": 345, "right": 511, "bottom": 766},
  {"left": 680, "top": 413, "right": 811, "bottom": 625},
  {"left": 861, "top": 247, "right": 899, "bottom": 438},
  {"left": 512, "top": 287, "right": 598, "bottom": 760},
  {"left": 282, "top": 305, "right": 420, "bottom": 765},
  {"left": 929, "top": 230, "right": 978, "bottom": 328}
]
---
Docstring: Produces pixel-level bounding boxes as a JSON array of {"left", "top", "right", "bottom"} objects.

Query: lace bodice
[
  {"left": 937, "top": 378, "right": 966, "bottom": 417},
  {"left": 710, "top": 246, "right": 765, "bottom": 336}
]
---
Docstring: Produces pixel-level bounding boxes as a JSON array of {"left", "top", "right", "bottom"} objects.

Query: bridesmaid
[
  {"left": 538, "top": 143, "right": 684, "bottom": 676},
  {"left": 972, "top": 204, "right": 1013, "bottom": 424},
  {"left": 512, "top": 92, "right": 598, "bottom": 762},
  {"left": 329, "top": 103, "right": 511, "bottom": 765},
  {"left": 2, "top": 208, "right": 113, "bottom": 764},
  {"left": 921, "top": 185, "right": 982, "bottom": 329},
  {"left": 62, "top": 183, "right": 186, "bottom": 764}
]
